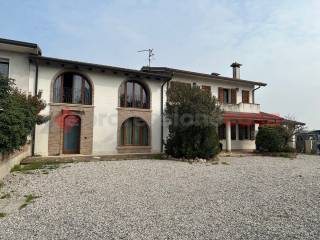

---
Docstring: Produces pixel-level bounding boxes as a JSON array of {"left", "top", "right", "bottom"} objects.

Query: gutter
[
  {"left": 160, "top": 73, "right": 173, "bottom": 152},
  {"left": 31, "top": 60, "right": 39, "bottom": 156}
]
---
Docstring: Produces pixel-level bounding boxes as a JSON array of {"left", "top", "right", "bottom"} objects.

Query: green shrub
[
  {"left": 165, "top": 83, "right": 222, "bottom": 159},
  {"left": 256, "top": 126, "right": 287, "bottom": 152},
  {"left": 282, "top": 145, "right": 296, "bottom": 153},
  {"left": 0, "top": 76, "right": 47, "bottom": 153}
]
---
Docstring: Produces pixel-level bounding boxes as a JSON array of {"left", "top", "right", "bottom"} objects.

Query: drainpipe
[
  {"left": 31, "top": 60, "right": 39, "bottom": 156},
  {"left": 252, "top": 85, "right": 261, "bottom": 104},
  {"left": 160, "top": 74, "right": 173, "bottom": 152}
]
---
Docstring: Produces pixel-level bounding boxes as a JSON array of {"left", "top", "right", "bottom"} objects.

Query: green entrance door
[{"left": 63, "top": 115, "right": 81, "bottom": 154}]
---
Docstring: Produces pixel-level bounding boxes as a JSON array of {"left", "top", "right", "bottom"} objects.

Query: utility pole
[{"left": 138, "top": 49, "right": 154, "bottom": 67}]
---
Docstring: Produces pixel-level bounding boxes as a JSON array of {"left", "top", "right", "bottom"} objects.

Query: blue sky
[{"left": 1, "top": 0, "right": 320, "bottom": 129}]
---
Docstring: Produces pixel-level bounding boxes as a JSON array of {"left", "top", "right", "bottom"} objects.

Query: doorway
[{"left": 63, "top": 115, "right": 81, "bottom": 154}]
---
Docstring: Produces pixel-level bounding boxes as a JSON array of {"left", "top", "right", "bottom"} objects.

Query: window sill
[
  {"left": 117, "top": 145, "right": 152, "bottom": 153},
  {"left": 50, "top": 103, "right": 94, "bottom": 108},
  {"left": 117, "top": 145, "right": 151, "bottom": 148},
  {"left": 117, "top": 107, "right": 152, "bottom": 112}
]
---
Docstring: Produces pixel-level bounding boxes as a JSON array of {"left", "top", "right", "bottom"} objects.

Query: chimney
[{"left": 230, "top": 62, "right": 242, "bottom": 79}]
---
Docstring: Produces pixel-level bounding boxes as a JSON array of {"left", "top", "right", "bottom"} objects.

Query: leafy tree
[
  {"left": 0, "top": 76, "right": 47, "bottom": 153},
  {"left": 165, "top": 82, "right": 222, "bottom": 159},
  {"left": 256, "top": 125, "right": 287, "bottom": 152}
]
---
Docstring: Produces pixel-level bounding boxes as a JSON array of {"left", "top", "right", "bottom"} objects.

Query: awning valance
[{"left": 223, "top": 112, "right": 284, "bottom": 125}]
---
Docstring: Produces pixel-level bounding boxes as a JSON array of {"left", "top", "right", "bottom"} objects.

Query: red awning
[{"left": 223, "top": 112, "right": 284, "bottom": 125}]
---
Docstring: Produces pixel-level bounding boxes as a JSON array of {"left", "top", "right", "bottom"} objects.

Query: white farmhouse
[{"left": 0, "top": 38, "right": 285, "bottom": 156}]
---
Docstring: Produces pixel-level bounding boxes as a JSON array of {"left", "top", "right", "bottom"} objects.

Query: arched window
[
  {"left": 53, "top": 72, "right": 92, "bottom": 105},
  {"left": 120, "top": 117, "right": 149, "bottom": 146},
  {"left": 119, "top": 80, "right": 149, "bottom": 109}
]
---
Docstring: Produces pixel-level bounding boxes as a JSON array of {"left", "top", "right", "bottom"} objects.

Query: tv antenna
[{"left": 138, "top": 48, "right": 154, "bottom": 67}]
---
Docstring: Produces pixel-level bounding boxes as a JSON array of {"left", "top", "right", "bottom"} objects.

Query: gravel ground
[{"left": 0, "top": 155, "right": 320, "bottom": 240}]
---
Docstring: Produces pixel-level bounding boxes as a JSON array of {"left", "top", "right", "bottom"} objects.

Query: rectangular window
[
  {"left": 223, "top": 89, "right": 229, "bottom": 104},
  {"left": 239, "top": 125, "right": 249, "bottom": 140},
  {"left": 238, "top": 124, "right": 255, "bottom": 140},
  {"left": 0, "top": 60, "right": 9, "bottom": 77},
  {"left": 231, "top": 125, "right": 236, "bottom": 140},
  {"left": 242, "top": 90, "right": 250, "bottom": 103},
  {"left": 219, "top": 88, "right": 236, "bottom": 104}
]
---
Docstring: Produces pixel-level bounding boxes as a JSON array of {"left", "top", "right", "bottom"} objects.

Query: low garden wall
[{"left": 0, "top": 144, "right": 31, "bottom": 179}]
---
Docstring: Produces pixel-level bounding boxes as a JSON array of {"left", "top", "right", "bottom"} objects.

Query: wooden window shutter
[
  {"left": 218, "top": 87, "right": 224, "bottom": 103},
  {"left": 201, "top": 85, "right": 211, "bottom": 95},
  {"left": 231, "top": 89, "right": 237, "bottom": 104},
  {"left": 242, "top": 90, "right": 250, "bottom": 103}
]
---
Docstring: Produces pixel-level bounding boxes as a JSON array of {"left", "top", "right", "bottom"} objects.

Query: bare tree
[{"left": 282, "top": 114, "right": 306, "bottom": 146}]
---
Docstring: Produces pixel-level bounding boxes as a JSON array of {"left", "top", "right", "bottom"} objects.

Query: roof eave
[
  {"left": 0, "top": 38, "right": 41, "bottom": 55},
  {"left": 141, "top": 66, "right": 267, "bottom": 86},
  {"left": 29, "top": 56, "right": 171, "bottom": 80}
]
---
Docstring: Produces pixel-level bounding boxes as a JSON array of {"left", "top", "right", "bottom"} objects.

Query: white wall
[
  {"left": 220, "top": 140, "right": 256, "bottom": 151},
  {"left": 149, "top": 80, "right": 163, "bottom": 153},
  {"left": 34, "top": 65, "right": 54, "bottom": 156},
  {"left": 0, "top": 50, "right": 31, "bottom": 92}
]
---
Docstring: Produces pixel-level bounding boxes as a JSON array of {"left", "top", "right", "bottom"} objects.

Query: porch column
[
  {"left": 226, "top": 120, "right": 232, "bottom": 152},
  {"left": 236, "top": 123, "right": 239, "bottom": 140}
]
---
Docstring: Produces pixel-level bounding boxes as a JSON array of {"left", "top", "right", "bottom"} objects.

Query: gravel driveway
[{"left": 0, "top": 155, "right": 320, "bottom": 240}]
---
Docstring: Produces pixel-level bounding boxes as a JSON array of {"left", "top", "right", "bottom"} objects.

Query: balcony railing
[
  {"left": 220, "top": 103, "right": 260, "bottom": 113},
  {"left": 53, "top": 87, "right": 92, "bottom": 105}
]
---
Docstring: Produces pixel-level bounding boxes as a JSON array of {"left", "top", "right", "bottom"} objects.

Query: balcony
[
  {"left": 220, "top": 103, "right": 260, "bottom": 113},
  {"left": 53, "top": 87, "right": 92, "bottom": 105}
]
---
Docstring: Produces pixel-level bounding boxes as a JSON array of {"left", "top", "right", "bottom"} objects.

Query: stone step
[{"left": 21, "top": 153, "right": 164, "bottom": 164}]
